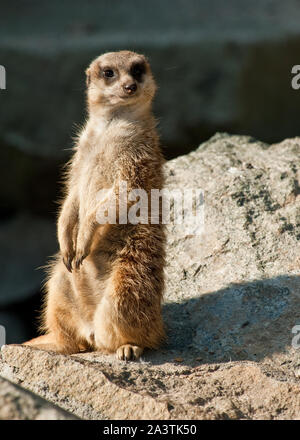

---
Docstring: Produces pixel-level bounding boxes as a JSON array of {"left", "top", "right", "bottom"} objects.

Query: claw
[
  {"left": 63, "top": 256, "right": 73, "bottom": 273},
  {"left": 75, "top": 254, "right": 86, "bottom": 270}
]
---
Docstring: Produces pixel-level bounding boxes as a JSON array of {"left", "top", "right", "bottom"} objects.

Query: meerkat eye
[
  {"left": 130, "top": 63, "right": 146, "bottom": 81},
  {"left": 103, "top": 69, "right": 114, "bottom": 78}
]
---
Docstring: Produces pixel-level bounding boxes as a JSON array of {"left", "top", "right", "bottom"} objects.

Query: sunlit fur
[{"left": 24, "top": 51, "right": 166, "bottom": 360}]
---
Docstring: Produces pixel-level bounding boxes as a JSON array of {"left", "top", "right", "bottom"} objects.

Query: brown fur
[{"left": 24, "top": 51, "right": 166, "bottom": 360}]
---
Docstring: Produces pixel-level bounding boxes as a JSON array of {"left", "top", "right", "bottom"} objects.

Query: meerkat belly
[
  {"left": 78, "top": 320, "right": 95, "bottom": 345},
  {"left": 71, "top": 249, "right": 112, "bottom": 340}
]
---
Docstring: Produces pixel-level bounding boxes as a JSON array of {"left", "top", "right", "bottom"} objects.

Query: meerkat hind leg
[
  {"left": 116, "top": 344, "right": 144, "bottom": 361},
  {"left": 94, "top": 295, "right": 145, "bottom": 361}
]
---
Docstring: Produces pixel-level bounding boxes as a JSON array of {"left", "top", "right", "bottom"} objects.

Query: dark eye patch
[{"left": 130, "top": 62, "right": 146, "bottom": 82}]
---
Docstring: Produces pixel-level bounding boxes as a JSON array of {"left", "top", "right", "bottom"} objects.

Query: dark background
[{"left": 1, "top": 0, "right": 300, "bottom": 343}]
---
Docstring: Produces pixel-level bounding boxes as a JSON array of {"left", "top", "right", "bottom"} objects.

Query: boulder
[
  {"left": 0, "top": 375, "right": 77, "bottom": 419},
  {"left": 1, "top": 133, "right": 300, "bottom": 419}
]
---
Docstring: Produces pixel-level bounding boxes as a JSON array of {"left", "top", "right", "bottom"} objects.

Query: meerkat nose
[{"left": 124, "top": 83, "right": 137, "bottom": 94}]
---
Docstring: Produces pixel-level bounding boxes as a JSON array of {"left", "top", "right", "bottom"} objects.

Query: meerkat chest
[
  {"left": 76, "top": 120, "right": 138, "bottom": 211},
  {"left": 77, "top": 146, "right": 116, "bottom": 201}
]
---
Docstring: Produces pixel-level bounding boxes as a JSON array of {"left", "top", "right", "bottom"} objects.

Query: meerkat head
[{"left": 85, "top": 51, "right": 156, "bottom": 115}]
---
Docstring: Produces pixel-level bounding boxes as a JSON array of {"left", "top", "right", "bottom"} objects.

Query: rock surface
[
  {"left": 0, "top": 375, "right": 77, "bottom": 420},
  {"left": 1, "top": 133, "right": 300, "bottom": 419}
]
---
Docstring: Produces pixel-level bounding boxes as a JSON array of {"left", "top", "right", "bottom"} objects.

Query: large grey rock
[
  {"left": 1, "top": 133, "right": 300, "bottom": 419},
  {"left": 163, "top": 133, "right": 300, "bottom": 364},
  {"left": 0, "top": 376, "right": 77, "bottom": 419},
  {"left": 2, "top": 1, "right": 300, "bottom": 159},
  {"left": 1, "top": 343, "right": 300, "bottom": 420}
]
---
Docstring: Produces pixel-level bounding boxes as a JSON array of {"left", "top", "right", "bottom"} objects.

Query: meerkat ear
[{"left": 85, "top": 68, "right": 91, "bottom": 87}]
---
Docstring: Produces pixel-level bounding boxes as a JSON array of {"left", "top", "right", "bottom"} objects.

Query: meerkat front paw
[
  {"left": 74, "top": 228, "right": 93, "bottom": 269},
  {"left": 116, "top": 344, "right": 143, "bottom": 361},
  {"left": 62, "top": 249, "right": 75, "bottom": 273},
  {"left": 74, "top": 248, "right": 90, "bottom": 269}
]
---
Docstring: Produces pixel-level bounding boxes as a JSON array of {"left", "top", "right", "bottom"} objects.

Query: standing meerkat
[{"left": 24, "top": 50, "right": 166, "bottom": 361}]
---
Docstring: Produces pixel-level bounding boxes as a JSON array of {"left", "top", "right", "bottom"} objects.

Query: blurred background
[{"left": 1, "top": 0, "right": 300, "bottom": 343}]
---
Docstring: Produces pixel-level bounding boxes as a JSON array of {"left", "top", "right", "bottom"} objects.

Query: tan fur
[{"left": 24, "top": 51, "right": 166, "bottom": 360}]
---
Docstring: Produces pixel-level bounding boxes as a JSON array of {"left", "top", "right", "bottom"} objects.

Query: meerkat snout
[{"left": 123, "top": 82, "right": 137, "bottom": 94}]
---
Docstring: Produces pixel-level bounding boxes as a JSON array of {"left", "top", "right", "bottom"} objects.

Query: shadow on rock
[{"left": 146, "top": 275, "right": 300, "bottom": 366}]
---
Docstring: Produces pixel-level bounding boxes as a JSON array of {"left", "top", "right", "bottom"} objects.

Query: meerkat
[{"left": 24, "top": 50, "right": 166, "bottom": 361}]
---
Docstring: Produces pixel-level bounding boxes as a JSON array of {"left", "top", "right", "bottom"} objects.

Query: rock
[
  {"left": 0, "top": 376, "right": 77, "bottom": 419},
  {"left": 2, "top": 1, "right": 300, "bottom": 159},
  {"left": 1, "top": 133, "right": 300, "bottom": 419},
  {"left": 0, "top": 345, "right": 170, "bottom": 420},
  {"left": 0, "top": 214, "right": 57, "bottom": 306},
  {"left": 1, "top": 345, "right": 300, "bottom": 420},
  {"left": 163, "top": 133, "right": 300, "bottom": 365}
]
